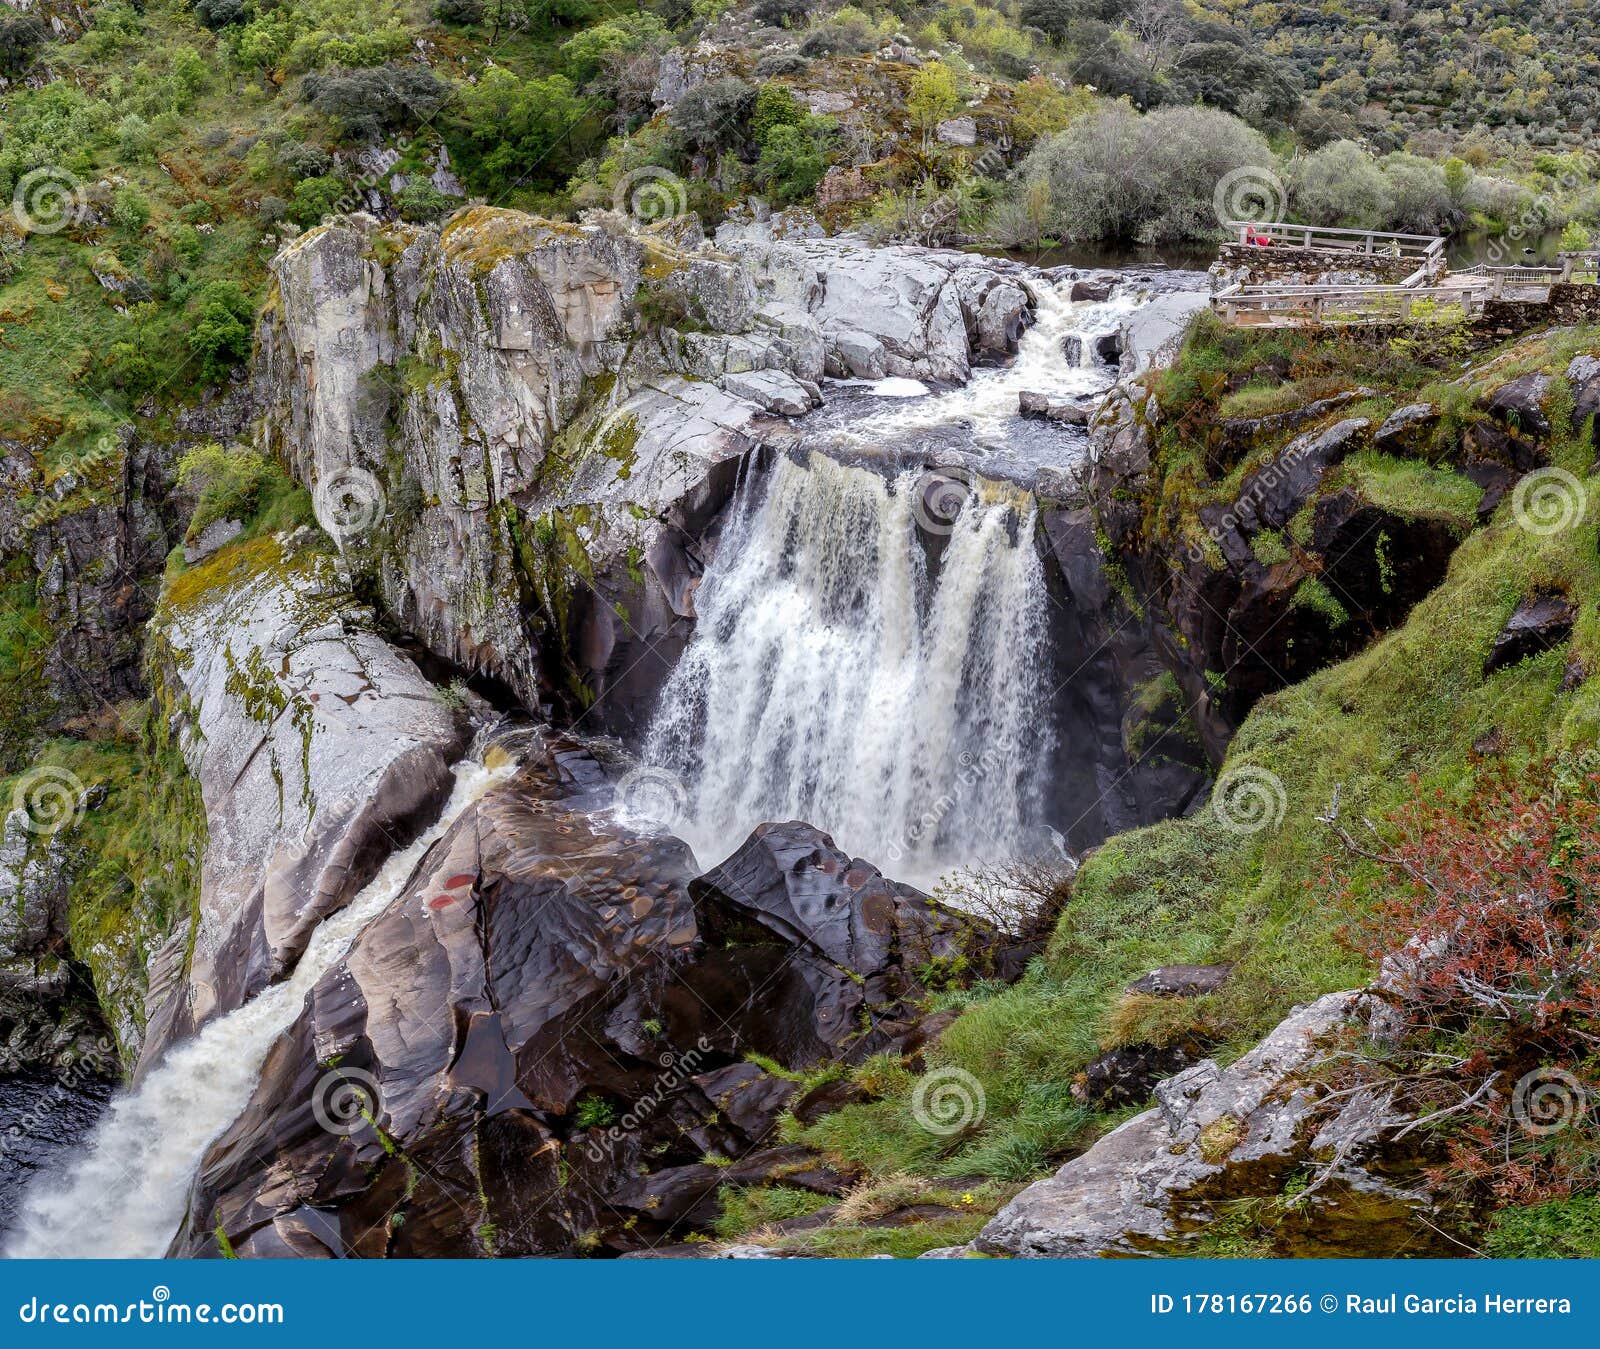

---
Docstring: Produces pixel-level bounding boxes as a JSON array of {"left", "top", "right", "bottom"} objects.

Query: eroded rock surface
[
  {"left": 171, "top": 741, "right": 1008, "bottom": 1257},
  {"left": 136, "top": 535, "right": 467, "bottom": 1075},
  {"left": 972, "top": 992, "right": 1450, "bottom": 1258},
  {"left": 255, "top": 209, "right": 1038, "bottom": 735}
]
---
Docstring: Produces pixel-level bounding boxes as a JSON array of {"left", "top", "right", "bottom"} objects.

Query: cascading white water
[
  {"left": 643, "top": 452, "right": 1054, "bottom": 891},
  {"left": 4, "top": 760, "right": 512, "bottom": 1260},
  {"left": 841, "top": 279, "right": 1138, "bottom": 448}
]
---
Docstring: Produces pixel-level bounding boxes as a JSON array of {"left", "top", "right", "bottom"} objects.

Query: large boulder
[
  {"left": 171, "top": 751, "right": 1010, "bottom": 1258},
  {"left": 970, "top": 992, "right": 1453, "bottom": 1258}
]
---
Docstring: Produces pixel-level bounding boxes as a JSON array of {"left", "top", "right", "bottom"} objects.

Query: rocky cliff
[{"left": 252, "top": 208, "right": 1035, "bottom": 737}]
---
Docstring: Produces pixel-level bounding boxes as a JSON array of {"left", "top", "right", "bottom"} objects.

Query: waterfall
[
  {"left": 643, "top": 452, "right": 1054, "bottom": 891},
  {"left": 4, "top": 759, "right": 512, "bottom": 1260}
]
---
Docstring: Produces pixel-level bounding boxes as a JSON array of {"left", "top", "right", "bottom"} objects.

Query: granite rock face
[
  {"left": 255, "top": 209, "right": 1037, "bottom": 734},
  {"left": 135, "top": 535, "right": 467, "bottom": 1076}
]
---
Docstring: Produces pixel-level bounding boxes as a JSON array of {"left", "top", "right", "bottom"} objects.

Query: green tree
[
  {"left": 907, "top": 61, "right": 959, "bottom": 152},
  {"left": 454, "top": 68, "right": 587, "bottom": 190},
  {"left": 187, "top": 282, "right": 254, "bottom": 384}
]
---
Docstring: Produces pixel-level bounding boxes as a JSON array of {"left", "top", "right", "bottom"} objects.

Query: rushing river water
[
  {"left": 643, "top": 452, "right": 1054, "bottom": 891},
  {"left": 4, "top": 262, "right": 1186, "bottom": 1254},
  {"left": 4, "top": 760, "right": 512, "bottom": 1260}
]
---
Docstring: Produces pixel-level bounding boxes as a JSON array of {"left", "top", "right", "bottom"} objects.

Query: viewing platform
[{"left": 1210, "top": 221, "right": 1600, "bottom": 331}]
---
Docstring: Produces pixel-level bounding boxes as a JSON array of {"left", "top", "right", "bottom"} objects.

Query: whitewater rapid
[
  {"left": 840, "top": 278, "right": 1136, "bottom": 448},
  {"left": 643, "top": 452, "right": 1054, "bottom": 891},
  {"left": 5, "top": 759, "right": 511, "bottom": 1260}
]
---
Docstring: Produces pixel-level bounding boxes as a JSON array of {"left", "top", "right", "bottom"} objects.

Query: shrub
[
  {"left": 1009, "top": 75, "right": 1094, "bottom": 148},
  {"left": 1380, "top": 152, "right": 1453, "bottom": 233},
  {"left": 754, "top": 53, "right": 808, "bottom": 78},
  {"left": 452, "top": 67, "right": 588, "bottom": 190},
  {"left": 1325, "top": 760, "right": 1600, "bottom": 1208},
  {"left": 798, "top": 14, "right": 874, "bottom": 56},
  {"left": 1290, "top": 139, "right": 1393, "bottom": 230},
  {"left": 1015, "top": 102, "right": 1276, "bottom": 243},
  {"left": 289, "top": 173, "right": 347, "bottom": 226},
  {"left": 187, "top": 282, "right": 255, "bottom": 383},
  {"left": 277, "top": 140, "right": 333, "bottom": 179},
  {"left": 751, "top": 85, "right": 805, "bottom": 147},
  {"left": 668, "top": 76, "right": 753, "bottom": 158},
  {"left": 755, "top": 123, "right": 828, "bottom": 204},
  {"left": 112, "top": 185, "right": 151, "bottom": 233},
  {"left": 176, "top": 442, "right": 272, "bottom": 539},
  {"left": 394, "top": 177, "right": 454, "bottom": 222},
  {"left": 431, "top": 0, "right": 485, "bottom": 21},
  {"left": 193, "top": 0, "right": 249, "bottom": 30},
  {"left": 907, "top": 61, "right": 960, "bottom": 149},
  {"left": 302, "top": 64, "right": 451, "bottom": 142}
]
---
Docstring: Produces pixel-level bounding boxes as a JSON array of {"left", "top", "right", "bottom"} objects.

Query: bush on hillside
[
  {"left": 1289, "top": 139, "right": 1392, "bottom": 229},
  {"left": 669, "top": 76, "right": 754, "bottom": 159},
  {"left": 302, "top": 64, "right": 452, "bottom": 142},
  {"left": 1010, "top": 101, "right": 1274, "bottom": 242}
]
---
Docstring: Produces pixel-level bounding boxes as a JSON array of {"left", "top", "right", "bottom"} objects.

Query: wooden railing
[
  {"left": 1212, "top": 281, "right": 1488, "bottom": 325},
  {"left": 1223, "top": 221, "right": 1447, "bottom": 260}
]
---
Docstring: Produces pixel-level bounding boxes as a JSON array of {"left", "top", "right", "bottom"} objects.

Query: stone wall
[
  {"left": 1475, "top": 284, "right": 1600, "bottom": 343},
  {"left": 1215, "top": 242, "right": 1438, "bottom": 288}
]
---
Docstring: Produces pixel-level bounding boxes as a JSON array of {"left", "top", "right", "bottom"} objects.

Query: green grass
[
  {"left": 1337, "top": 450, "right": 1482, "bottom": 529},
  {"left": 1482, "top": 1195, "right": 1600, "bottom": 1258}
]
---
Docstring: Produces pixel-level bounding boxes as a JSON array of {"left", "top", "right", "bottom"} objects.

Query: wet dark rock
[
  {"left": 1561, "top": 656, "right": 1589, "bottom": 693},
  {"left": 1077, "top": 1041, "right": 1200, "bottom": 1108},
  {"left": 1481, "top": 372, "right": 1553, "bottom": 441},
  {"left": 671, "top": 821, "right": 1003, "bottom": 1068},
  {"left": 609, "top": 1144, "right": 852, "bottom": 1231},
  {"left": 793, "top": 1076, "right": 875, "bottom": 1125},
  {"left": 1068, "top": 276, "right": 1116, "bottom": 303},
  {"left": 1127, "top": 964, "right": 1232, "bottom": 998},
  {"left": 1485, "top": 590, "right": 1577, "bottom": 674},
  {"left": 1373, "top": 402, "right": 1440, "bottom": 456},
  {"left": 1019, "top": 391, "right": 1091, "bottom": 425},
  {"left": 1037, "top": 503, "right": 1212, "bottom": 847},
  {"left": 902, "top": 1007, "right": 962, "bottom": 1063},
  {"left": 1213, "top": 390, "right": 1377, "bottom": 475},
  {"left": 690, "top": 1063, "right": 797, "bottom": 1146},
  {"left": 171, "top": 750, "right": 1011, "bottom": 1258}
]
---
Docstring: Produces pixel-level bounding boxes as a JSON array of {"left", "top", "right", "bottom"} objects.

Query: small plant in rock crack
[
  {"left": 1315, "top": 759, "right": 1600, "bottom": 1209},
  {"left": 573, "top": 1094, "right": 617, "bottom": 1129}
]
